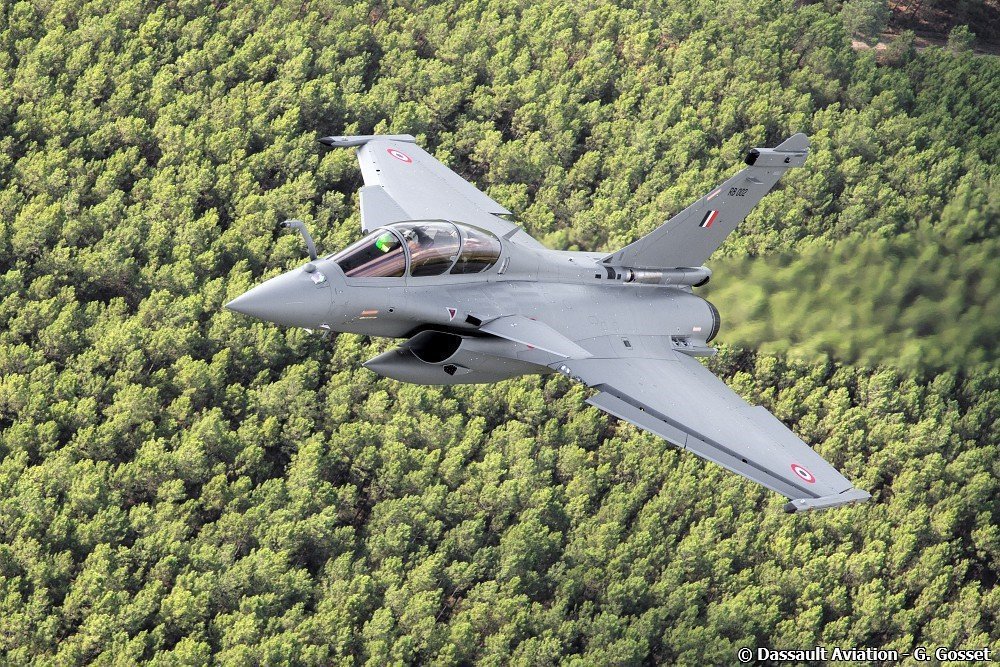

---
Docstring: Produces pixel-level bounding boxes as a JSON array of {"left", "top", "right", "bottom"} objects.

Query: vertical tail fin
[{"left": 604, "top": 134, "right": 809, "bottom": 269}]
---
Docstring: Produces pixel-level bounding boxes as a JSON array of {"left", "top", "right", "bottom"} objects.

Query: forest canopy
[
  {"left": 702, "top": 221, "right": 1000, "bottom": 371},
  {"left": 0, "top": 0, "right": 998, "bottom": 664}
]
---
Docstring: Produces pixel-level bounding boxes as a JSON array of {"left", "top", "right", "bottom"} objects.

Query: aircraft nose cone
[
  {"left": 225, "top": 267, "right": 333, "bottom": 327},
  {"left": 224, "top": 288, "right": 274, "bottom": 319}
]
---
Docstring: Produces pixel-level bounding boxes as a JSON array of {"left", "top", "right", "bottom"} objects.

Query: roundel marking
[
  {"left": 387, "top": 148, "right": 412, "bottom": 163},
  {"left": 791, "top": 463, "right": 816, "bottom": 484}
]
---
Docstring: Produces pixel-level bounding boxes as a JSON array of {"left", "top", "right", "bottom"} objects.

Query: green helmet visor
[{"left": 374, "top": 232, "right": 398, "bottom": 253}]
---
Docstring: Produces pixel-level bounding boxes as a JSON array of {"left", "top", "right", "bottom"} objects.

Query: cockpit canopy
[{"left": 330, "top": 221, "right": 502, "bottom": 278}]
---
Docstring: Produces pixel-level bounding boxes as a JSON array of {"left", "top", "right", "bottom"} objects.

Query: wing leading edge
[{"left": 554, "top": 352, "right": 870, "bottom": 512}]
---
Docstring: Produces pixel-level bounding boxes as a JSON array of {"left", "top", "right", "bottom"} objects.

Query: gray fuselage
[{"left": 228, "top": 234, "right": 719, "bottom": 384}]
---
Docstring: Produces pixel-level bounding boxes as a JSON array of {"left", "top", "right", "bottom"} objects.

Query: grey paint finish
[
  {"left": 226, "top": 133, "right": 869, "bottom": 513},
  {"left": 363, "top": 332, "right": 551, "bottom": 385},
  {"left": 572, "top": 354, "right": 853, "bottom": 501},
  {"left": 480, "top": 315, "right": 593, "bottom": 359},
  {"left": 226, "top": 265, "right": 334, "bottom": 328},
  {"left": 359, "top": 185, "right": 410, "bottom": 233}
]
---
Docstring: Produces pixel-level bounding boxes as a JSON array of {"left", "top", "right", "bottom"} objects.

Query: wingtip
[
  {"left": 318, "top": 134, "right": 417, "bottom": 148},
  {"left": 775, "top": 132, "right": 810, "bottom": 152},
  {"left": 783, "top": 488, "right": 871, "bottom": 513}
]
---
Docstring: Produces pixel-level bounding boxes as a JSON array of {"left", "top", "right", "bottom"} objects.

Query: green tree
[
  {"left": 841, "top": 0, "right": 890, "bottom": 44},
  {"left": 0, "top": 0, "right": 998, "bottom": 663},
  {"left": 947, "top": 24, "right": 976, "bottom": 53}
]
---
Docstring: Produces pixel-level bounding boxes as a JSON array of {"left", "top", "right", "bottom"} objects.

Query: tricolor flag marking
[
  {"left": 706, "top": 188, "right": 722, "bottom": 201},
  {"left": 359, "top": 309, "right": 379, "bottom": 320},
  {"left": 699, "top": 210, "right": 719, "bottom": 228}
]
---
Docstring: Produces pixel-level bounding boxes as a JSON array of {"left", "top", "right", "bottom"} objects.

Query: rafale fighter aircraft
[{"left": 226, "top": 133, "right": 870, "bottom": 512}]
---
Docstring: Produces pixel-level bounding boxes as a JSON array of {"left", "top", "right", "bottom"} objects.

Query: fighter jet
[{"left": 226, "top": 133, "right": 870, "bottom": 512}]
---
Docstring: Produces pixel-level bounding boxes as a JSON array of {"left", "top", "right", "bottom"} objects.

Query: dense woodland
[
  {"left": 0, "top": 0, "right": 998, "bottom": 663},
  {"left": 703, "top": 224, "right": 999, "bottom": 371}
]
